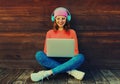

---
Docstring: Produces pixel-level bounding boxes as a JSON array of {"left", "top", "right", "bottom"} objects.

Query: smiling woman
[{"left": 30, "top": 7, "right": 85, "bottom": 82}]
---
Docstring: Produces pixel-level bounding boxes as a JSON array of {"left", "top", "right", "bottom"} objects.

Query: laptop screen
[{"left": 46, "top": 38, "right": 74, "bottom": 57}]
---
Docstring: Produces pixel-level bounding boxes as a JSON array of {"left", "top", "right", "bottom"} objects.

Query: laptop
[{"left": 46, "top": 38, "right": 75, "bottom": 57}]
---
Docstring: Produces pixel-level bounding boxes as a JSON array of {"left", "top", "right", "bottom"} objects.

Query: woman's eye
[
  {"left": 56, "top": 18, "right": 60, "bottom": 20},
  {"left": 56, "top": 17, "right": 66, "bottom": 20},
  {"left": 62, "top": 18, "right": 65, "bottom": 20}
]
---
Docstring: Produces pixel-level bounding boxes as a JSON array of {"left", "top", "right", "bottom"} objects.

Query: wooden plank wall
[{"left": 0, "top": 0, "right": 120, "bottom": 68}]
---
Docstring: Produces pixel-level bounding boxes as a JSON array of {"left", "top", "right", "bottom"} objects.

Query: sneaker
[
  {"left": 31, "top": 70, "right": 51, "bottom": 82},
  {"left": 67, "top": 70, "right": 85, "bottom": 80}
]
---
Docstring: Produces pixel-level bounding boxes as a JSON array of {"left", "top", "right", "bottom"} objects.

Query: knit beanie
[{"left": 54, "top": 7, "right": 68, "bottom": 17}]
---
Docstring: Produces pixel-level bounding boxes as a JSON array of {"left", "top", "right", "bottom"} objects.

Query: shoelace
[{"left": 41, "top": 71, "right": 50, "bottom": 80}]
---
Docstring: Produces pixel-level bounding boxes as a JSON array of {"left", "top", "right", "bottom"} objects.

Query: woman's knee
[
  {"left": 35, "top": 51, "right": 45, "bottom": 61},
  {"left": 77, "top": 53, "right": 85, "bottom": 63}
]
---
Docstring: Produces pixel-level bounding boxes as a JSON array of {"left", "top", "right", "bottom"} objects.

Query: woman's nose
[{"left": 59, "top": 19, "right": 63, "bottom": 22}]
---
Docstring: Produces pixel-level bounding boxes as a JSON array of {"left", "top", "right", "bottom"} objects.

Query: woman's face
[{"left": 55, "top": 16, "right": 66, "bottom": 28}]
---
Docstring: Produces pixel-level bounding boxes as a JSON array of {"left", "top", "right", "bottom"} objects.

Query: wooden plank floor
[{"left": 0, "top": 68, "right": 120, "bottom": 84}]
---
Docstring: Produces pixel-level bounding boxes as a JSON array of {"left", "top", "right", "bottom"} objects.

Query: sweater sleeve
[
  {"left": 71, "top": 30, "right": 79, "bottom": 55},
  {"left": 44, "top": 31, "right": 51, "bottom": 54}
]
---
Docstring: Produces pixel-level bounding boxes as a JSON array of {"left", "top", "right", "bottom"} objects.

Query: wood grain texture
[
  {"left": 100, "top": 70, "right": 120, "bottom": 84},
  {"left": 0, "top": 68, "right": 120, "bottom": 83},
  {"left": 0, "top": 0, "right": 119, "bottom": 68}
]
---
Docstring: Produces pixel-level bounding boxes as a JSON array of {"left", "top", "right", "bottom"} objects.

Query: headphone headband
[{"left": 51, "top": 7, "right": 71, "bottom": 22}]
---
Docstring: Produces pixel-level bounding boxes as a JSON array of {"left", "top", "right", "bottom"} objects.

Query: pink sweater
[{"left": 44, "top": 29, "right": 79, "bottom": 55}]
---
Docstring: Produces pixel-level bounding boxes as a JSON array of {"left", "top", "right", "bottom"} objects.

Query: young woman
[{"left": 31, "top": 7, "right": 85, "bottom": 82}]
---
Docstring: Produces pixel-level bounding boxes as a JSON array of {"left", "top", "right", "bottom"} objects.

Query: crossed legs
[{"left": 31, "top": 51, "right": 85, "bottom": 81}]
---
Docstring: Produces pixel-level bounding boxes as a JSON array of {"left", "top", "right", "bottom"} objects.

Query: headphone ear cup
[
  {"left": 51, "top": 15, "right": 55, "bottom": 22},
  {"left": 67, "top": 15, "right": 71, "bottom": 21}
]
